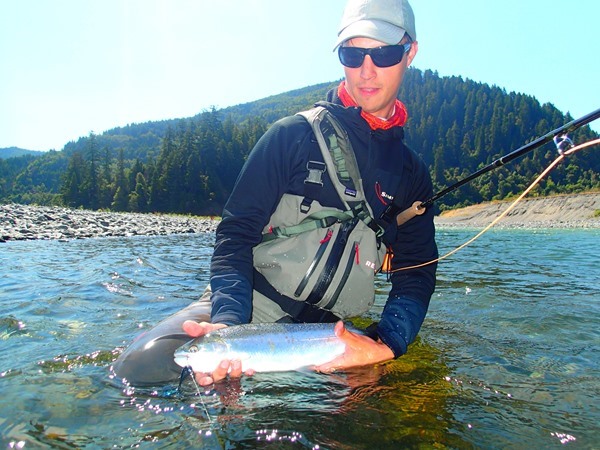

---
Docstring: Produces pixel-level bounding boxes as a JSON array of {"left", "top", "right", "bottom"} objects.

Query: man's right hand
[{"left": 181, "top": 320, "right": 253, "bottom": 386}]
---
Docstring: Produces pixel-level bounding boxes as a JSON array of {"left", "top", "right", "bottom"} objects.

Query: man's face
[{"left": 342, "top": 37, "right": 417, "bottom": 119}]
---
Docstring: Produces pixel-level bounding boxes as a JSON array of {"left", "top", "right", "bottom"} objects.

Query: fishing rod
[
  {"left": 389, "top": 135, "right": 600, "bottom": 273},
  {"left": 422, "top": 107, "right": 600, "bottom": 208},
  {"left": 393, "top": 107, "right": 600, "bottom": 225}
]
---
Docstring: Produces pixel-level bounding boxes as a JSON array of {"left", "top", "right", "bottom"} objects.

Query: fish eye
[{"left": 189, "top": 345, "right": 198, "bottom": 353}]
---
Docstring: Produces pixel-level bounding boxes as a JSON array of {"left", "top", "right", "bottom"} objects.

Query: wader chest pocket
[{"left": 253, "top": 215, "right": 385, "bottom": 317}]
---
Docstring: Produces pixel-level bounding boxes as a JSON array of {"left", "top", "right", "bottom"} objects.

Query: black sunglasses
[{"left": 338, "top": 43, "right": 411, "bottom": 68}]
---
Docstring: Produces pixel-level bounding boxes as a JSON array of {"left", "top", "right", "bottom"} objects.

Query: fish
[{"left": 173, "top": 322, "right": 348, "bottom": 374}]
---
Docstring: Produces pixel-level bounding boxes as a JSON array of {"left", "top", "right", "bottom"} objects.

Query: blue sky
[{"left": 1, "top": 0, "right": 598, "bottom": 151}]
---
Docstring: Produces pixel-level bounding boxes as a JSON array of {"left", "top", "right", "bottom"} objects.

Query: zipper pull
[
  {"left": 320, "top": 229, "right": 333, "bottom": 244},
  {"left": 354, "top": 242, "right": 360, "bottom": 264}
]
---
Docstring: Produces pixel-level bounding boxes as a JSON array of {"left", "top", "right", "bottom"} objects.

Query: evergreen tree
[
  {"left": 99, "top": 146, "right": 113, "bottom": 209},
  {"left": 111, "top": 149, "right": 128, "bottom": 211},
  {"left": 61, "top": 152, "right": 87, "bottom": 207},
  {"left": 85, "top": 132, "right": 100, "bottom": 210},
  {"left": 128, "top": 172, "right": 149, "bottom": 212}
]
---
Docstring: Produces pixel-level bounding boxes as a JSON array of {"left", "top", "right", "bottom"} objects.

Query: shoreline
[
  {"left": 0, "top": 203, "right": 219, "bottom": 242},
  {"left": 2, "top": 193, "right": 599, "bottom": 242},
  {"left": 434, "top": 192, "right": 600, "bottom": 229}
]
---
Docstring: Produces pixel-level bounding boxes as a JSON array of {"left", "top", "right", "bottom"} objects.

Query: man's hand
[
  {"left": 182, "top": 320, "right": 227, "bottom": 338},
  {"left": 181, "top": 320, "right": 254, "bottom": 386},
  {"left": 314, "top": 321, "right": 394, "bottom": 372}
]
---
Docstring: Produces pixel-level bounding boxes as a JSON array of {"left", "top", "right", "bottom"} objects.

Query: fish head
[{"left": 173, "top": 337, "right": 229, "bottom": 373}]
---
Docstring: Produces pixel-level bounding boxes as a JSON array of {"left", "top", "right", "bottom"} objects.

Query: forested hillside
[
  {"left": 0, "top": 147, "right": 44, "bottom": 159},
  {"left": 1, "top": 68, "right": 598, "bottom": 214}
]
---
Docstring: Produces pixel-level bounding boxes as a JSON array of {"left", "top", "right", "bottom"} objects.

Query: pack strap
[
  {"left": 261, "top": 199, "right": 383, "bottom": 244},
  {"left": 262, "top": 210, "right": 353, "bottom": 243},
  {"left": 322, "top": 117, "right": 353, "bottom": 188},
  {"left": 301, "top": 161, "right": 326, "bottom": 213},
  {"left": 297, "top": 107, "right": 367, "bottom": 213}
]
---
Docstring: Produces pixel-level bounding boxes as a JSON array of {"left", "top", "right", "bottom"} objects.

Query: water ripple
[{"left": 0, "top": 229, "right": 598, "bottom": 448}]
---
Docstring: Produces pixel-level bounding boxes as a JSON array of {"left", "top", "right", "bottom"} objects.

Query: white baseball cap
[{"left": 334, "top": 0, "right": 416, "bottom": 50}]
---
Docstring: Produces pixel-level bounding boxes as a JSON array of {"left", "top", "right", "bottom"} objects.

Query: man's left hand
[{"left": 313, "top": 321, "right": 395, "bottom": 372}]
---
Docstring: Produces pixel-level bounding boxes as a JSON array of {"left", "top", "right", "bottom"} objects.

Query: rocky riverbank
[
  {"left": 435, "top": 192, "right": 600, "bottom": 229},
  {"left": 0, "top": 203, "right": 219, "bottom": 242},
  {"left": 2, "top": 193, "right": 599, "bottom": 242}
]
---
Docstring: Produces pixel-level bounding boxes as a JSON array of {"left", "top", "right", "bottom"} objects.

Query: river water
[{"left": 0, "top": 228, "right": 598, "bottom": 449}]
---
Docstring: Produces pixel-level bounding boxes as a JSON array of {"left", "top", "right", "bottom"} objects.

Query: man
[{"left": 183, "top": 0, "right": 437, "bottom": 385}]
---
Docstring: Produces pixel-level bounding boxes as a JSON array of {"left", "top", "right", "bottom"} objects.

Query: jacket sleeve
[
  {"left": 377, "top": 153, "right": 438, "bottom": 357},
  {"left": 210, "top": 116, "right": 309, "bottom": 325}
]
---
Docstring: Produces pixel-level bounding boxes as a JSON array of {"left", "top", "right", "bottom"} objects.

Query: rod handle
[{"left": 395, "top": 201, "right": 426, "bottom": 226}]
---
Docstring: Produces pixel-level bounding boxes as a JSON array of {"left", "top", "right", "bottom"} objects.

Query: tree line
[
  {"left": 0, "top": 68, "right": 598, "bottom": 214},
  {"left": 58, "top": 110, "right": 267, "bottom": 215}
]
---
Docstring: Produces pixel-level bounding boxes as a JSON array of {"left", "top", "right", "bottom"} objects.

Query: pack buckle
[{"left": 305, "top": 161, "right": 326, "bottom": 186}]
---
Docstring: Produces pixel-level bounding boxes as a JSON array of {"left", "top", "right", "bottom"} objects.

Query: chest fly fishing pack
[{"left": 252, "top": 106, "right": 387, "bottom": 322}]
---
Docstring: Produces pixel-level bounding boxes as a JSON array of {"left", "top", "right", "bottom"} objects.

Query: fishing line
[
  {"left": 179, "top": 366, "right": 214, "bottom": 423},
  {"left": 388, "top": 137, "right": 600, "bottom": 273}
]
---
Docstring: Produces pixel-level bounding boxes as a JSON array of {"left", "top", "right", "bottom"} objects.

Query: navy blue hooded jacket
[{"left": 210, "top": 88, "right": 438, "bottom": 357}]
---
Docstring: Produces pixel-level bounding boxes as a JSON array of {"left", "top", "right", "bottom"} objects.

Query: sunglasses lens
[
  {"left": 371, "top": 46, "right": 405, "bottom": 67},
  {"left": 338, "top": 47, "right": 364, "bottom": 68}
]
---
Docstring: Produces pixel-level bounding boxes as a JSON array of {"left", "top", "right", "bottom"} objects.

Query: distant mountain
[
  {"left": 0, "top": 147, "right": 44, "bottom": 159},
  {"left": 0, "top": 68, "right": 598, "bottom": 214},
  {"left": 59, "top": 81, "right": 340, "bottom": 162},
  {"left": 216, "top": 80, "right": 340, "bottom": 125}
]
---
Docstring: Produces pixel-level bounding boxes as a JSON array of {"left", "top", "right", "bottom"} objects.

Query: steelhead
[{"left": 173, "top": 322, "right": 346, "bottom": 373}]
